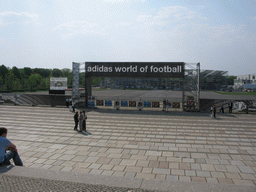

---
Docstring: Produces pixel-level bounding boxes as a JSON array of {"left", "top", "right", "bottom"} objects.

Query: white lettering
[
  {"left": 140, "top": 66, "right": 148, "bottom": 72},
  {"left": 115, "top": 65, "right": 137, "bottom": 73},
  {"left": 87, "top": 65, "right": 113, "bottom": 72}
]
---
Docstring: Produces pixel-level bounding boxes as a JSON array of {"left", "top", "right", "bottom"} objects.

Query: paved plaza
[{"left": 0, "top": 105, "right": 256, "bottom": 191}]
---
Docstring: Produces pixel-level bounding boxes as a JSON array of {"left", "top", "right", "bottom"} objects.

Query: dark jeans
[
  {"left": 74, "top": 121, "right": 78, "bottom": 130},
  {"left": 0, "top": 150, "right": 23, "bottom": 166},
  {"left": 83, "top": 120, "right": 86, "bottom": 131}
]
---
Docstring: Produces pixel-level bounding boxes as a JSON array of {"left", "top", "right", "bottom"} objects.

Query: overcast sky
[{"left": 1, "top": 0, "right": 256, "bottom": 75}]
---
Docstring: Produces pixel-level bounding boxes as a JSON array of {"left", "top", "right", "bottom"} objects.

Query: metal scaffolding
[
  {"left": 72, "top": 62, "right": 85, "bottom": 100},
  {"left": 72, "top": 62, "right": 200, "bottom": 111},
  {"left": 182, "top": 63, "right": 200, "bottom": 111}
]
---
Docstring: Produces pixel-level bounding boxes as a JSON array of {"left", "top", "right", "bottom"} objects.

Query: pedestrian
[
  {"left": 0, "top": 127, "right": 23, "bottom": 166},
  {"left": 72, "top": 100, "right": 75, "bottom": 112},
  {"left": 166, "top": 100, "right": 169, "bottom": 112},
  {"left": 220, "top": 106, "right": 224, "bottom": 113},
  {"left": 74, "top": 111, "right": 79, "bottom": 131},
  {"left": 69, "top": 99, "right": 72, "bottom": 112},
  {"left": 66, "top": 98, "right": 70, "bottom": 108},
  {"left": 79, "top": 111, "right": 84, "bottom": 132},
  {"left": 69, "top": 103, "right": 72, "bottom": 112},
  {"left": 213, "top": 104, "right": 216, "bottom": 118},
  {"left": 229, "top": 101, "right": 233, "bottom": 113},
  {"left": 82, "top": 110, "right": 87, "bottom": 132},
  {"left": 162, "top": 99, "right": 166, "bottom": 111}
]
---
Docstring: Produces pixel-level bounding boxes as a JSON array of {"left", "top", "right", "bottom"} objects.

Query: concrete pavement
[{"left": 0, "top": 105, "right": 256, "bottom": 191}]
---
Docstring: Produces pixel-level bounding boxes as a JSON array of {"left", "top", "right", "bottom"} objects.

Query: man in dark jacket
[
  {"left": 74, "top": 111, "right": 79, "bottom": 131},
  {"left": 229, "top": 101, "right": 233, "bottom": 113},
  {"left": 213, "top": 104, "right": 216, "bottom": 118}
]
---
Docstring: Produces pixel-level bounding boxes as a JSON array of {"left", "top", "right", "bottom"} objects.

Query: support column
[
  {"left": 197, "top": 62, "right": 200, "bottom": 111},
  {"left": 72, "top": 62, "right": 80, "bottom": 100},
  {"left": 182, "top": 79, "right": 185, "bottom": 111}
]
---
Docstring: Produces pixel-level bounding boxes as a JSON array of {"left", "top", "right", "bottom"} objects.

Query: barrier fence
[
  {"left": 1, "top": 93, "right": 255, "bottom": 113},
  {"left": 87, "top": 97, "right": 183, "bottom": 111}
]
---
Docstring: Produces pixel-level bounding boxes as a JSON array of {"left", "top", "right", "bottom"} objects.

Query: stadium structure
[{"left": 100, "top": 69, "right": 228, "bottom": 91}]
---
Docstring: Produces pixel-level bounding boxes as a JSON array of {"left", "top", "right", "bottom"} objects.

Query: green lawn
[{"left": 214, "top": 91, "right": 256, "bottom": 96}]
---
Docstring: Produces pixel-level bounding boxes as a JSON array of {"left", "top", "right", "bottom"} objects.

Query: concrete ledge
[
  {"left": 1, "top": 166, "right": 256, "bottom": 192},
  {"left": 141, "top": 179, "right": 256, "bottom": 192},
  {"left": 0, "top": 166, "right": 142, "bottom": 189}
]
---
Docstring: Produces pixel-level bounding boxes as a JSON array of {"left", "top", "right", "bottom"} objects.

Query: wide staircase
[{"left": 0, "top": 93, "right": 68, "bottom": 106}]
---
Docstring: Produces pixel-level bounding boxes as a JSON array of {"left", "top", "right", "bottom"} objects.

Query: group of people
[
  {"left": 0, "top": 107, "right": 88, "bottom": 168},
  {"left": 74, "top": 110, "right": 87, "bottom": 132},
  {"left": 210, "top": 101, "right": 233, "bottom": 118},
  {"left": 67, "top": 97, "right": 88, "bottom": 132}
]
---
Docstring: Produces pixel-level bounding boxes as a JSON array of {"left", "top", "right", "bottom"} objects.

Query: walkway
[{"left": 0, "top": 105, "right": 255, "bottom": 191}]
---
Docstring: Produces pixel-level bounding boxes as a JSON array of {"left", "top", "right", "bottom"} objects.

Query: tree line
[
  {"left": 0, "top": 65, "right": 101, "bottom": 92},
  {"left": 0, "top": 64, "right": 236, "bottom": 93}
]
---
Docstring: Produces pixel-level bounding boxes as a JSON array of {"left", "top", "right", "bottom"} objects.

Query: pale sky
[{"left": 0, "top": 0, "right": 256, "bottom": 75}]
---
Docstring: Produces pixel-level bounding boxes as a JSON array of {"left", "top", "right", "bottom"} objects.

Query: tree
[
  {"left": 34, "top": 68, "right": 51, "bottom": 78},
  {"left": 62, "top": 68, "right": 71, "bottom": 77},
  {"left": 227, "top": 76, "right": 237, "bottom": 85},
  {"left": 38, "top": 78, "right": 47, "bottom": 90},
  {"left": 28, "top": 74, "right": 43, "bottom": 91},
  {"left": 46, "top": 77, "right": 51, "bottom": 90},
  {"left": 0, "top": 65, "right": 9, "bottom": 83},
  {"left": 13, "top": 78, "right": 22, "bottom": 90},
  {"left": 0, "top": 76, "right": 3, "bottom": 90},
  {"left": 62, "top": 68, "right": 72, "bottom": 88},
  {"left": 23, "top": 67, "right": 33, "bottom": 77},
  {"left": 92, "top": 77, "right": 102, "bottom": 86},
  {"left": 11, "top": 66, "right": 21, "bottom": 79},
  {"left": 4, "top": 71, "right": 15, "bottom": 91},
  {"left": 51, "top": 69, "right": 63, "bottom": 77}
]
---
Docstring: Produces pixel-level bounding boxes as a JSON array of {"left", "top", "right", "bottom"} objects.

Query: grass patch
[
  {"left": 92, "top": 88, "right": 108, "bottom": 91},
  {"left": 214, "top": 91, "right": 256, "bottom": 96}
]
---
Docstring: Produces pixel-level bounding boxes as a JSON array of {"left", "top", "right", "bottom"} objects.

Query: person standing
[
  {"left": 166, "top": 100, "right": 169, "bottom": 112},
  {"left": 79, "top": 111, "right": 84, "bottom": 132},
  {"left": 162, "top": 99, "right": 166, "bottom": 111},
  {"left": 74, "top": 111, "right": 79, "bottom": 131},
  {"left": 72, "top": 100, "right": 75, "bottom": 112},
  {"left": 0, "top": 127, "right": 23, "bottom": 166},
  {"left": 213, "top": 104, "right": 216, "bottom": 118},
  {"left": 220, "top": 106, "right": 224, "bottom": 113},
  {"left": 82, "top": 110, "right": 87, "bottom": 132},
  {"left": 69, "top": 102, "right": 72, "bottom": 112},
  {"left": 229, "top": 101, "right": 233, "bottom": 113},
  {"left": 66, "top": 98, "right": 70, "bottom": 108}
]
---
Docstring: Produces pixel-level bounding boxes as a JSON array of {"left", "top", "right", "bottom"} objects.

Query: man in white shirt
[{"left": 0, "top": 127, "right": 23, "bottom": 166}]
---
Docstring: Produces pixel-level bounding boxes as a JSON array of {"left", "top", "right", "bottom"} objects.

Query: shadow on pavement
[{"left": 0, "top": 165, "right": 14, "bottom": 173}]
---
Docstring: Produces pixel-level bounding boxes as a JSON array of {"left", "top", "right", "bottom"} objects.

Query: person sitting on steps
[{"left": 0, "top": 127, "right": 23, "bottom": 166}]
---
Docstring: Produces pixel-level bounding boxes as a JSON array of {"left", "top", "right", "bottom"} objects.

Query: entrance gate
[{"left": 72, "top": 62, "right": 200, "bottom": 111}]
